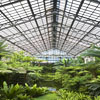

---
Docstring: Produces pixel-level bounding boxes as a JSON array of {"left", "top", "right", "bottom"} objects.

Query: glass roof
[{"left": 0, "top": 0, "right": 100, "bottom": 57}]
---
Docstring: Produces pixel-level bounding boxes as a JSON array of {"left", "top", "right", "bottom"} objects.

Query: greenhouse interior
[{"left": 1, "top": 0, "right": 100, "bottom": 100}]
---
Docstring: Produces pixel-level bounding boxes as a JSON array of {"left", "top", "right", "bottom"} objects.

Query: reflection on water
[{"left": 48, "top": 87, "right": 56, "bottom": 91}]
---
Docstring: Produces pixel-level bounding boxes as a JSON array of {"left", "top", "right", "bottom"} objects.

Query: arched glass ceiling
[{"left": 0, "top": 0, "right": 100, "bottom": 57}]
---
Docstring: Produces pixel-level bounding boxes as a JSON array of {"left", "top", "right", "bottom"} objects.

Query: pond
[{"left": 48, "top": 87, "right": 56, "bottom": 91}]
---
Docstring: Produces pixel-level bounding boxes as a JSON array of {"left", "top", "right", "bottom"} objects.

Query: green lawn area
[{"left": 34, "top": 93, "right": 58, "bottom": 100}]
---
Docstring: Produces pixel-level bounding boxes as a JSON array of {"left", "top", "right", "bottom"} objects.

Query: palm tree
[
  {"left": 0, "top": 40, "right": 10, "bottom": 60},
  {"left": 81, "top": 45, "right": 100, "bottom": 57},
  {"left": 55, "top": 58, "right": 71, "bottom": 67},
  {"left": 81, "top": 45, "right": 100, "bottom": 78}
]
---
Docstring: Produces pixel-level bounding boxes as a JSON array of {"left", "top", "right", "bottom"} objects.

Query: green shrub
[
  {"left": 27, "top": 66, "right": 43, "bottom": 73},
  {"left": 94, "top": 96, "right": 100, "bottom": 100},
  {"left": 25, "top": 83, "right": 48, "bottom": 97},
  {"left": 16, "top": 94, "right": 30, "bottom": 100},
  {"left": 0, "top": 82, "right": 48, "bottom": 100},
  {"left": 86, "top": 77, "right": 100, "bottom": 96},
  {"left": 62, "top": 74, "right": 91, "bottom": 92},
  {"left": 57, "top": 89, "right": 92, "bottom": 100},
  {"left": 0, "top": 81, "right": 23, "bottom": 99},
  {"left": 42, "top": 66, "right": 56, "bottom": 73},
  {"left": 0, "top": 61, "right": 8, "bottom": 70},
  {"left": 54, "top": 65, "right": 92, "bottom": 92},
  {"left": 27, "top": 72, "right": 42, "bottom": 86}
]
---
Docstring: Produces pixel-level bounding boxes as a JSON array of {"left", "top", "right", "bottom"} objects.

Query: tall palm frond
[
  {"left": 0, "top": 40, "right": 10, "bottom": 60},
  {"left": 81, "top": 45, "right": 100, "bottom": 58}
]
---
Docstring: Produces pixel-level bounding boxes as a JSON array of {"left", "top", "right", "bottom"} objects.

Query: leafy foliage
[
  {"left": 55, "top": 56, "right": 84, "bottom": 67},
  {"left": 1, "top": 44, "right": 100, "bottom": 100},
  {"left": 6, "top": 51, "right": 42, "bottom": 69},
  {"left": 0, "top": 81, "right": 49, "bottom": 100},
  {"left": 55, "top": 58, "right": 74, "bottom": 67},
  {"left": 53, "top": 66, "right": 92, "bottom": 92},
  {"left": 0, "top": 81, "right": 23, "bottom": 99},
  {"left": 81, "top": 45, "right": 100, "bottom": 58},
  {"left": 94, "top": 96, "right": 100, "bottom": 100},
  {"left": 57, "top": 89, "right": 92, "bottom": 100},
  {"left": 0, "top": 61, "right": 8, "bottom": 70},
  {"left": 6, "top": 51, "right": 32, "bottom": 68},
  {"left": 25, "top": 83, "right": 48, "bottom": 97},
  {"left": 85, "top": 76, "right": 100, "bottom": 96},
  {"left": 27, "top": 72, "right": 42, "bottom": 86},
  {"left": 0, "top": 40, "right": 10, "bottom": 60},
  {"left": 16, "top": 94, "right": 30, "bottom": 100}
]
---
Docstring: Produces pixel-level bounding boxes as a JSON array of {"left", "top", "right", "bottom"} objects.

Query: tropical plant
[
  {"left": 0, "top": 40, "right": 10, "bottom": 60},
  {"left": 53, "top": 72, "right": 64, "bottom": 88},
  {"left": 0, "top": 82, "right": 49, "bottom": 100},
  {"left": 54, "top": 65, "right": 92, "bottom": 91},
  {"left": 55, "top": 58, "right": 71, "bottom": 67},
  {"left": 81, "top": 45, "right": 100, "bottom": 58},
  {"left": 25, "top": 83, "right": 48, "bottom": 97},
  {"left": 81, "top": 45, "right": 100, "bottom": 78},
  {"left": 6, "top": 51, "right": 43, "bottom": 69},
  {"left": 84, "top": 61, "right": 100, "bottom": 78},
  {"left": 6, "top": 51, "right": 32, "bottom": 68},
  {"left": 75, "top": 56, "right": 84, "bottom": 66},
  {"left": 86, "top": 75, "right": 100, "bottom": 96},
  {"left": 0, "top": 61, "right": 8, "bottom": 70},
  {"left": 16, "top": 94, "right": 30, "bottom": 100},
  {"left": 55, "top": 56, "right": 84, "bottom": 67},
  {"left": 57, "top": 89, "right": 92, "bottom": 100},
  {"left": 7, "top": 51, "right": 26, "bottom": 63},
  {"left": 0, "top": 81, "right": 23, "bottom": 99},
  {"left": 27, "top": 72, "right": 42, "bottom": 85},
  {"left": 94, "top": 96, "right": 100, "bottom": 100}
]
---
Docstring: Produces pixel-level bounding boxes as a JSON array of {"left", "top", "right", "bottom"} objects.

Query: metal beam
[
  {"left": 43, "top": 0, "right": 51, "bottom": 49},
  {"left": 74, "top": 39, "right": 100, "bottom": 56},
  {"left": 68, "top": 21, "right": 100, "bottom": 55},
  {"left": 88, "top": 0, "right": 100, "bottom": 4},
  {"left": 60, "top": 0, "right": 85, "bottom": 50},
  {"left": 27, "top": 0, "right": 47, "bottom": 51},
  {"left": 57, "top": 0, "right": 68, "bottom": 48},
  {"left": 0, "top": 0, "right": 24, "bottom": 7},
  {"left": 0, "top": 9, "right": 98, "bottom": 31},
  {"left": 51, "top": 0, "right": 58, "bottom": 48},
  {"left": 0, "top": 34, "right": 32, "bottom": 55},
  {"left": 0, "top": 10, "right": 41, "bottom": 54}
]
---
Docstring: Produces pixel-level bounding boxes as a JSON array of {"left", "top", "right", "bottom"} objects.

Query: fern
[
  {"left": 25, "top": 83, "right": 48, "bottom": 97},
  {"left": 0, "top": 81, "right": 23, "bottom": 99},
  {"left": 57, "top": 89, "right": 92, "bottom": 100}
]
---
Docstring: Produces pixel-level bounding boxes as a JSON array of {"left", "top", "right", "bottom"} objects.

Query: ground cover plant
[
  {"left": 57, "top": 89, "right": 100, "bottom": 100},
  {"left": 0, "top": 81, "right": 49, "bottom": 100}
]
